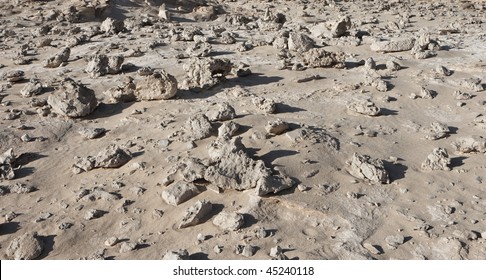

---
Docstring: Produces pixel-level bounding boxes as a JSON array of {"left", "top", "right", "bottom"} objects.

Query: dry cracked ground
[{"left": 0, "top": 0, "right": 485, "bottom": 260}]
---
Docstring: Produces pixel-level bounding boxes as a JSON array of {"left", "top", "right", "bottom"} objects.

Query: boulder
[
  {"left": 135, "top": 70, "right": 178, "bottom": 101},
  {"left": 47, "top": 78, "right": 98, "bottom": 118}
]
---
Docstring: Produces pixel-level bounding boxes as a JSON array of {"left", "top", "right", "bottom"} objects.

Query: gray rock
[
  {"left": 302, "top": 48, "right": 345, "bottom": 68},
  {"left": 178, "top": 200, "right": 213, "bottom": 229},
  {"left": 431, "top": 237, "right": 467, "bottom": 260},
  {"left": 47, "top": 78, "right": 97, "bottom": 118},
  {"left": 20, "top": 79, "right": 43, "bottom": 97},
  {"left": 421, "top": 148, "right": 450, "bottom": 171},
  {"left": 451, "top": 136, "right": 486, "bottom": 153},
  {"left": 85, "top": 54, "right": 124, "bottom": 78},
  {"left": 3, "top": 70, "right": 25, "bottom": 82},
  {"left": 425, "top": 122, "right": 450, "bottom": 140},
  {"left": 218, "top": 121, "right": 240, "bottom": 140},
  {"left": 182, "top": 58, "right": 232, "bottom": 90},
  {"left": 100, "top": 17, "right": 124, "bottom": 34},
  {"left": 134, "top": 70, "right": 178, "bottom": 101},
  {"left": 94, "top": 144, "right": 131, "bottom": 168},
  {"left": 119, "top": 242, "right": 137, "bottom": 253},
  {"left": 288, "top": 32, "right": 315, "bottom": 52},
  {"left": 78, "top": 127, "right": 106, "bottom": 139},
  {"left": 162, "top": 181, "right": 200, "bottom": 206},
  {"left": 385, "top": 234, "right": 405, "bottom": 248},
  {"left": 104, "top": 76, "right": 137, "bottom": 103},
  {"left": 252, "top": 97, "right": 276, "bottom": 114},
  {"left": 6, "top": 232, "right": 44, "bottom": 260},
  {"left": 241, "top": 244, "right": 256, "bottom": 257},
  {"left": 270, "top": 245, "right": 287, "bottom": 259},
  {"left": 84, "top": 209, "right": 104, "bottom": 220},
  {"left": 371, "top": 38, "right": 416, "bottom": 53},
  {"left": 208, "top": 102, "right": 236, "bottom": 121},
  {"left": 213, "top": 211, "right": 245, "bottom": 231},
  {"left": 348, "top": 153, "right": 389, "bottom": 184},
  {"left": 330, "top": 16, "right": 352, "bottom": 38},
  {"left": 163, "top": 249, "right": 189, "bottom": 260},
  {"left": 43, "top": 47, "right": 70, "bottom": 68},
  {"left": 10, "top": 183, "right": 36, "bottom": 194},
  {"left": 347, "top": 100, "right": 380, "bottom": 116},
  {"left": 104, "top": 237, "right": 119, "bottom": 247},
  {"left": 184, "top": 113, "right": 213, "bottom": 140},
  {"left": 0, "top": 148, "right": 16, "bottom": 180}
]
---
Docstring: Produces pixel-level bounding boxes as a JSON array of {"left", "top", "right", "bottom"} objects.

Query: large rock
[
  {"left": 162, "top": 181, "right": 200, "bottom": 206},
  {"left": 213, "top": 211, "right": 245, "bottom": 231},
  {"left": 94, "top": 144, "right": 131, "bottom": 168},
  {"left": 330, "top": 16, "right": 352, "bottom": 38},
  {"left": 182, "top": 58, "right": 232, "bottom": 90},
  {"left": 7, "top": 232, "right": 44, "bottom": 260},
  {"left": 348, "top": 153, "right": 389, "bottom": 184},
  {"left": 178, "top": 200, "right": 213, "bottom": 229},
  {"left": 183, "top": 113, "right": 213, "bottom": 140},
  {"left": 288, "top": 32, "right": 315, "bottom": 52},
  {"left": 421, "top": 148, "right": 451, "bottom": 171},
  {"left": 302, "top": 48, "right": 345, "bottom": 68},
  {"left": 370, "top": 38, "right": 416, "bottom": 53},
  {"left": 135, "top": 70, "right": 178, "bottom": 101},
  {"left": 0, "top": 148, "right": 16, "bottom": 180},
  {"left": 85, "top": 54, "right": 124, "bottom": 78},
  {"left": 47, "top": 78, "right": 98, "bottom": 118},
  {"left": 451, "top": 136, "right": 486, "bottom": 153}
]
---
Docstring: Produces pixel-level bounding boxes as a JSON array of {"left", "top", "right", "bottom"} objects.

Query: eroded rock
[
  {"left": 6, "top": 232, "right": 44, "bottom": 260},
  {"left": 451, "top": 136, "right": 486, "bottom": 154},
  {"left": 212, "top": 211, "right": 245, "bottom": 231},
  {"left": 348, "top": 153, "right": 389, "bottom": 184},
  {"left": 47, "top": 78, "right": 97, "bottom": 118},
  {"left": 182, "top": 58, "right": 232, "bottom": 90},
  {"left": 183, "top": 113, "right": 213, "bottom": 140},
  {"left": 85, "top": 54, "right": 124, "bottom": 78},
  {"left": 43, "top": 47, "right": 70, "bottom": 68},
  {"left": 135, "top": 70, "right": 178, "bottom": 101},
  {"left": 178, "top": 200, "right": 213, "bottom": 229},
  {"left": 347, "top": 100, "right": 380, "bottom": 116},
  {"left": 421, "top": 148, "right": 451, "bottom": 171},
  {"left": 162, "top": 181, "right": 200, "bottom": 206},
  {"left": 371, "top": 38, "right": 416, "bottom": 53}
]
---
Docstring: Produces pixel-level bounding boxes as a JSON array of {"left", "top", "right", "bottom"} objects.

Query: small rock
[
  {"left": 213, "top": 211, "right": 245, "bottom": 231},
  {"left": 347, "top": 100, "right": 380, "bottom": 116},
  {"left": 162, "top": 181, "right": 200, "bottom": 206},
  {"left": 253, "top": 97, "right": 276, "bottom": 114},
  {"left": 135, "top": 70, "right": 178, "bottom": 101},
  {"left": 85, "top": 54, "right": 124, "bottom": 78},
  {"left": 78, "top": 127, "right": 106, "bottom": 139},
  {"left": 179, "top": 200, "right": 213, "bottom": 229},
  {"left": 208, "top": 102, "right": 236, "bottom": 121},
  {"left": 119, "top": 242, "right": 137, "bottom": 253},
  {"left": 265, "top": 119, "right": 289, "bottom": 135},
  {"left": 213, "top": 245, "right": 223, "bottom": 254},
  {"left": 363, "top": 243, "right": 383, "bottom": 255},
  {"left": 218, "top": 121, "right": 240, "bottom": 140},
  {"left": 43, "top": 47, "right": 70, "bottom": 68},
  {"left": 105, "top": 237, "right": 119, "bottom": 247},
  {"left": 371, "top": 38, "right": 416, "bottom": 53},
  {"left": 241, "top": 244, "right": 256, "bottom": 257},
  {"left": 451, "top": 136, "right": 486, "bottom": 154},
  {"left": 385, "top": 235, "right": 405, "bottom": 248},
  {"left": 84, "top": 209, "right": 104, "bottom": 220},
  {"left": 184, "top": 113, "right": 213, "bottom": 140},
  {"left": 94, "top": 144, "right": 131, "bottom": 168},
  {"left": 163, "top": 249, "right": 189, "bottom": 260},
  {"left": 348, "top": 153, "right": 389, "bottom": 184}
]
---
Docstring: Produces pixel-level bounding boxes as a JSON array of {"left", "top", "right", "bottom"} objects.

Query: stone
[
  {"left": 20, "top": 79, "right": 44, "bottom": 97},
  {"left": 135, "top": 70, "right": 178, "bottom": 101},
  {"left": 84, "top": 209, "right": 104, "bottom": 220},
  {"left": 184, "top": 113, "right": 213, "bottom": 140},
  {"left": 182, "top": 58, "right": 232, "bottom": 90},
  {"left": 385, "top": 234, "right": 405, "bottom": 248},
  {"left": 6, "top": 232, "right": 44, "bottom": 260},
  {"left": 100, "top": 17, "right": 124, "bottom": 34},
  {"left": 270, "top": 245, "right": 287, "bottom": 259},
  {"left": 363, "top": 243, "right": 382, "bottom": 255},
  {"left": 386, "top": 60, "right": 401, "bottom": 71},
  {"left": 453, "top": 90, "right": 473, "bottom": 100},
  {"left": 371, "top": 38, "right": 416, "bottom": 53},
  {"left": 94, "top": 144, "right": 131, "bottom": 168},
  {"left": 119, "top": 242, "right": 137, "bottom": 253},
  {"left": 265, "top": 119, "right": 289, "bottom": 135},
  {"left": 85, "top": 54, "right": 124, "bottom": 78},
  {"left": 252, "top": 97, "right": 276, "bottom": 114},
  {"left": 47, "top": 78, "right": 97, "bottom": 118},
  {"left": 331, "top": 16, "right": 352, "bottom": 38},
  {"left": 302, "top": 48, "right": 345, "bottom": 68},
  {"left": 436, "top": 65, "right": 453, "bottom": 76},
  {"left": 3, "top": 70, "right": 25, "bottom": 83},
  {"left": 104, "top": 76, "right": 137, "bottom": 103},
  {"left": 451, "top": 136, "right": 486, "bottom": 153},
  {"left": 186, "top": 42, "right": 212, "bottom": 58},
  {"left": 208, "top": 102, "right": 236, "bottom": 121},
  {"left": 348, "top": 153, "right": 389, "bottom": 184},
  {"left": 459, "top": 78, "right": 483, "bottom": 92},
  {"left": 241, "top": 244, "right": 256, "bottom": 257},
  {"left": 0, "top": 148, "right": 16, "bottom": 180},
  {"left": 178, "top": 200, "right": 213, "bottom": 229},
  {"left": 212, "top": 211, "right": 245, "bottom": 231},
  {"left": 347, "top": 100, "right": 380, "bottom": 116},
  {"left": 162, "top": 181, "right": 199, "bottom": 206},
  {"left": 288, "top": 32, "right": 315, "bottom": 52},
  {"left": 218, "top": 121, "right": 240, "bottom": 140},
  {"left": 431, "top": 237, "right": 467, "bottom": 260},
  {"left": 425, "top": 122, "right": 450, "bottom": 140},
  {"left": 104, "top": 237, "right": 119, "bottom": 247},
  {"left": 43, "top": 47, "right": 70, "bottom": 68},
  {"left": 79, "top": 127, "right": 106, "bottom": 139},
  {"left": 10, "top": 183, "right": 36, "bottom": 194},
  {"left": 364, "top": 57, "right": 376, "bottom": 72},
  {"left": 163, "top": 249, "right": 189, "bottom": 260}
]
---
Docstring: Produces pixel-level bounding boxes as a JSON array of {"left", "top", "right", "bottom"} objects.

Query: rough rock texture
[
  {"left": 20, "top": 79, "right": 43, "bottom": 97},
  {"left": 347, "top": 100, "right": 381, "bottom": 116},
  {"left": 265, "top": 119, "right": 289, "bottom": 135},
  {"left": 3, "top": 70, "right": 25, "bottom": 82},
  {"left": 94, "top": 144, "right": 131, "bottom": 168},
  {"left": 104, "top": 76, "right": 137, "bottom": 103},
  {"left": 183, "top": 113, "right": 213, "bottom": 140},
  {"left": 85, "top": 54, "right": 124, "bottom": 78},
  {"left": 252, "top": 97, "right": 276, "bottom": 114},
  {"left": 288, "top": 32, "right": 315, "bottom": 52},
  {"left": 302, "top": 48, "right": 345, "bottom": 68},
  {"left": 100, "top": 17, "right": 124, "bottom": 34},
  {"left": 208, "top": 102, "right": 236, "bottom": 121},
  {"left": 47, "top": 78, "right": 98, "bottom": 118},
  {"left": 348, "top": 153, "right": 389, "bottom": 184},
  {"left": 421, "top": 148, "right": 451, "bottom": 171},
  {"left": 163, "top": 249, "right": 189, "bottom": 260},
  {"left": 6, "top": 232, "right": 44, "bottom": 260},
  {"left": 371, "top": 38, "right": 416, "bottom": 53},
  {"left": 0, "top": 148, "right": 16, "bottom": 180},
  {"left": 331, "top": 16, "right": 352, "bottom": 38},
  {"left": 451, "top": 136, "right": 486, "bottom": 154},
  {"left": 135, "top": 70, "right": 178, "bottom": 101},
  {"left": 218, "top": 121, "right": 240, "bottom": 140},
  {"left": 213, "top": 211, "right": 245, "bottom": 231},
  {"left": 178, "top": 200, "right": 213, "bottom": 229},
  {"left": 182, "top": 58, "right": 232, "bottom": 90},
  {"left": 162, "top": 181, "right": 200, "bottom": 206},
  {"left": 43, "top": 47, "right": 70, "bottom": 68},
  {"left": 79, "top": 127, "right": 106, "bottom": 139},
  {"left": 425, "top": 122, "right": 450, "bottom": 140},
  {"left": 205, "top": 137, "right": 294, "bottom": 195}
]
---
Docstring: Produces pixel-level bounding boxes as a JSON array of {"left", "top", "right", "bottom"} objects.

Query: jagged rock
[
  {"left": 47, "top": 78, "right": 97, "bottom": 117},
  {"left": 135, "top": 70, "right": 178, "bottom": 101},
  {"left": 119, "top": 242, "right": 137, "bottom": 253},
  {"left": 43, "top": 47, "right": 70, "bottom": 68},
  {"left": 104, "top": 76, "right": 137, "bottom": 103},
  {"left": 163, "top": 249, "right": 189, "bottom": 260},
  {"left": 72, "top": 157, "right": 95, "bottom": 174},
  {"left": 241, "top": 244, "right": 256, "bottom": 257},
  {"left": 270, "top": 245, "right": 288, "bottom": 259},
  {"left": 186, "top": 42, "right": 212, "bottom": 57},
  {"left": 212, "top": 211, "right": 245, "bottom": 231},
  {"left": 370, "top": 38, "right": 416, "bottom": 53},
  {"left": 436, "top": 65, "right": 453, "bottom": 76},
  {"left": 421, "top": 148, "right": 451, "bottom": 171},
  {"left": 10, "top": 183, "right": 36, "bottom": 194},
  {"left": 331, "top": 16, "right": 352, "bottom": 38},
  {"left": 208, "top": 102, "right": 236, "bottom": 121},
  {"left": 347, "top": 100, "right": 380, "bottom": 116},
  {"left": 364, "top": 57, "right": 376, "bottom": 72},
  {"left": 302, "top": 48, "right": 345, "bottom": 68},
  {"left": 265, "top": 119, "right": 289, "bottom": 135},
  {"left": 385, "top": 235, "right": 405, "bottom": 249},
  {"left": 453, "top": 90, "right": 473, "bottom": 100},
  {"left": 386, "top": 60, "right": 402, "bottom": 71},
  {"left": 20, "top": 79, "right": 44, "bottom": 97},
  {"left": 192, "top": 5, "right": 217, "bottom": 21},
  {"left": 94, "top": 144, "right": 131, "bottom": 168},
  {"left": 162, "top": 181, "right": 200, "bottom": 206},
  {"left": 171, "top": 157, "right": 207, "bottom": 182},
  {"left": 451, "top": 136, "right": 486, "bottom": 153},
  {"left": 77, "top": 187, "right": 121, "bottom": 201},
  {"left": 425, "top": 122, "right": 450, "bottom": 140},
  {"left": 348, "top": 153, "right": 389, "bottom": 184},
  {"left": 6, "top": 232, "right": 44, "bottom": 260},
  {"left": 182, "top": 58, "right": 232, "bottom": 90},
  {"left": 179, "top": 200, "right": 213, "bottom": 229},
  {"left": 459, "top": 78, "right": 483, "bottom": 92},
  {"left": 205, "top": 137, "right": 293, "bottom": 195},
  {"left": 218, "top": 121, "right": 240, "bottom": 139},
  {"left": 0, "top": 149, "right": 16, "bottom": 180},
  {"left": 184, "top": 113, "right": 213, "bottom": 140},
  {"left": 78, "top": 127, "right": 106, "bottom": 140},
  {"left": 252, "top": 97, "right": 276, "bottom": 114},
  {"left": 3, "top": 70, "right": 25, "bottom": 83},
  {"left": 84, "top": 209, "right": 104, "bottom": 220},
  {"left": 288, "top": 32, "right": 315, "bottom": 52},
  {"left": 85, "top": 54, "right": 124, "bottom": 78},
  {"left": 100, "top": 17, "right": 124, "bottom": 34},
  {"left": 363, "top": 243, "right": 383, "bottom": 255}
]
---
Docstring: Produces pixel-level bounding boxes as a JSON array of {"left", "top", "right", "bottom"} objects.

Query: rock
[
  {"left": 79, "top": 127, "right": 106, "bottom": 139},
  {"left": 192, "top": 5, "right": 217, "bottom": 21},
  {"left": 104, "top": 237, "right": 119, "bottom": 247},
  {"left": 134, "top": 70, "right": 178, "bottom": 101},
  {"left": 3, "top": 70, "right": 25, "bottom": 83},
  {"left": 162, "top": 181, "right": 200, "bottom": 206},
  {"left": 158, "top": 4, "right": 170, "bottom": 21},
  {"left": 72, "top": 157, "right": 95, "bottom": 174},
  {"left": 43, "top": 47, "right": 70, "bottom": 68},
  {"left": 205, "top": 137, "right": 294, "bottom": 195},
  {"left": 436, "top": 65, "right": 453, "bottom": 76},
  {"left": 364, "top": 57, "right": 376, "bottom": 72},
  {"left": 288, "top": 32, "right": 315, "bottom": 52},
  {"left": 265, "top": 119, "right": 289, "bottom": 135},
  {"left": 182, "top": 58, "right": 232, "bottom": 90},
  {"left": 347, "top": 100, "right": 380, "bottom": 116},
  {"left": 386, "top": 60, "right": 401, "bottom": 71},
  {"left": 186, "top": 42, "right": 212, "bottom": 57},
  {"left": 459, "top": 78, "right": 483, "bottom": 92},
  {"left": 208, "top": 102, "right": 236, "bottom": 121},
  {"left": 6, "top": 232, "right": 44, "bottom": 260},
  {"left": 302, "top": 48, "right": 345, "bottom": 68},
  {"left": 421, "top": 148, "right": 451, "bottom": 171},
  {"left": 252, "top": 97, "right": 276, "bottom": 114},
  {"left": 363, "top": 243, "right": 382, "bottom": 255},
  {"left": 85, "top": 54, "right": 124, "bottom": 78},
  {"left": 20, "top": 79, "right": 44, "bottom": 97},
  {"left": 10, "top": 183, "right": 36, "bottom": 194},
  {"left": 0, "top": 148, "right": 16, "bottom": 180},
  {"left": 47, "top": 78, "right": 98, "bottom": 118},
  {"left": 241, "top": 244, "right": 256, "bottom": 257},
  {"left": 163, "top": 249, "right": 189, "bottom": 260},
  {"left": 94, "top": 144, "right": 131, "bottom": 168},
  {"left": 213, "top": 245, "right": 223, "bottom": 254},
  {"left": 184, "top": 113, "right": 213, "bottom": 140},
  {"left": 119, "top": 242, "right": 137, "bottom": 253},
  {"left": 100, "top": 17, "right": 124, "bottom": 34},
  {"left": 178, "top": 200, "right": 213, "bottom": 229},
  {"left": 451, "top": 136, "right": 486, "bottom": 153},
  {"left": 331, "top": 16, "right": 352, "bottom": 38},
  {"left": 453, "top": 90, "right": 473, "bottom": 100},
  {"left": 218, "top": 121, "right": 240, "bottom": 140},
  {"left": 270, "top": 245, "right": 287, "bottom": 259},
  {"left": 104, "top": 76, "right": 137, "bottom": 103},
  {"left": 370, "top": 38, "right": 416, "bottom": 53},
  {"left": 348, "top": 153, "right": 389, "bottom": 184},
  {"left": 213, "top": 211, "right": 245, "bottom": 231},
  {"left": 84, "top": 209, "right": 104, "bottom": 220},
  {"left": 385, "top": 234, "right": 405, "bottom": 248},
  {"left": 431, "top": 237, "right": 467, "bottom": 260},
  {"left": 425, "top": 122, "right": 450, "bottom": 140}
]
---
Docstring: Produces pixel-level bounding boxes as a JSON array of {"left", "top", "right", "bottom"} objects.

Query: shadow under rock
[
  {"left": 190, "top": 252, "right": 210, "bottom": 260},
  {"left": 86, "top": 102, "right": 135, "bottom": 120},
  {"left": 259, "top": 150, "right": 299, "bottom": 166},
  {"left": 16, "top": 152, "right": 47, "bottom": 166},
  {"left": 383, "top": 161, "right": 408, "bottom": 182},
  {"left": 241, "top": 213, "right": 258, "bottom": 229},
  {"left": 14, "top": 167, "right": 35, "bottom": 180},
  {"left": 380, "top": 108, "right": 399, "bottom": 116},
  {"left": 38, "top": 235, "right": 56, "bottom": 259},
  {"left": 233, "top": 73, "right": 284, "bottom": 87},
  {"left": 450, "top": 156, "right": 467, "bottom": 169},
  {"left": 0, "top": 222, "right": 21, "bottom": 235},
  {"left": 276, "top": 103, "right": 306, "bottom": 114}
]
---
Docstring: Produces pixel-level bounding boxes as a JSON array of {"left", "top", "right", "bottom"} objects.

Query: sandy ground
[{"left": 0, "top": 0, "right": 485, "bottom": 260}]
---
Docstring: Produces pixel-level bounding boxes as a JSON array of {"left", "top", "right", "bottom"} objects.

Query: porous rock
[
  {"left": 183, "top": 113, "right": 213, "bottom": 140},
  {"left": 20, "top": 79, "right": 44, "bottom": 97},
  {"left": 348, "top": 153, "right": 389, "bottom": 184},
  {"left": 288, "top": 32, "right": 315, "bottom": 52},
  {"left": 218, "top": 121, "right": 240, "bottom": 139},
  {"left": 182, "top": 58, "right": 232, "bottom": 90},
  {"left": 370, "top": 38, "right": 416, "bottom": 53},
  {"left": 43, "top": 47, "right": 70, "bottom": 68},
  {"left": 252, "top": 97, "right": 276, "bottom": 114},
  {"left": 100, "top": 17, "right": 124, "bottom": 34},
  {"left": 451, "top": 136, "right": 486, "bottom": 154},
  {"left": 104, "top": 76, "right": 137, "bottom": 103},
  {"left": 331, "top": 16, "right": 352, "bottom": 38},
  {"left": 421, "top": 148, "right": 451, "bottom": 171},
  {"left": 302, "top": 48, "right": 345, "bottom": 68},
  {"left": 347, "top": 100, "right": 380, "bottom": 116},
  {"left": 47, "top": 78, "right": 98, "bottom": 118},
  {"left": 85, "top": 54, "right": 124, "bottom": 78},
  {"left": 163, "top": 249, "right": 189, "bottom": 260},
  {"left": 265, "top": 119, "right": 289, "bottom": 135},
  {"left": 0, "top": 148, "right": 16, "bottom": 180},
  {"left": 208, "top": 102, "right": 236, "bottom": 121},
  {"left": 135, "top": 70, "right": 178, "bottom": 101}
]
